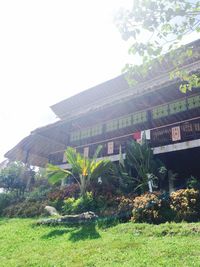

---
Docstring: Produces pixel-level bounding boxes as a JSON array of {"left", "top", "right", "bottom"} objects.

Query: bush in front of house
[
  {"left": 62, "top": 192, "right": 96, "bottom": 215},
  {"left": 61, "top": 192, "right": 123, "bottom": 217},
  {"left": 48, "top": 184, "right": 80, "bottom": 202},
  {"left": 131, "top": 189, "right": 200, "bottom": 224},
  {"left": 47, "top": 184, "right": 82, "bottom": 213},
  {"left": 3, "top": 199, "right": 48, "bottom": 218},
  {"left": 0, "top": 193, "right": 12, "bottom": 216},
  {"left": 131, "top": 192, "right": 173, "bottom": 224},
  {"left": 116, "top": 196, "right": 135, "bottom": 222},
  {"left": 186, "top": 176, "right": 200, "bottom": 190},
  {"left": 0, "top": 193, "right": 22, "bottom": 216},
  {"left": 170, "top": 188, "right": 200, "bottom": 222}
]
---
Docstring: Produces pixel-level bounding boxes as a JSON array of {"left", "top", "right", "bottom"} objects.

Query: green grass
[{"left": 1, "top": 218, "right": 200, "bottom": 266}]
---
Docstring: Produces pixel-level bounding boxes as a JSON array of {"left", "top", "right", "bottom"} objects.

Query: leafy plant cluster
[
  {"left": 132, "top": 192, "right": 173, "bottom": 224},
  {"left": 115, "top": 0, "right": 200, "bottom": 90},
  {"left": 0, "top": 161, "right": 51, "bottom": 217},
  {"left": 48, "top": 183, "right": 80, "bottom": 201},
  {"left": 132, "top": 189, "right": 200, "bottom": 223},
  {"left": 170, "top": 188, "right": 200, "bottom": 222},
  {"left": 3, "top": 199, "right": 48, "bottom": 218},
  {"left": 0, "top": 161, "right": 35, "bottom": 196},
  {"left": 1, "top": 140, "right": 200, "bottom": 223}
]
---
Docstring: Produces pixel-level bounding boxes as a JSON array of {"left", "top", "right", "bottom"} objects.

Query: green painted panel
[
  {"left": 188, "top": 95, "right": 200, "bottom": 109},
  {"left": 132, "top": 111, "right": 147, "bottom": 125},
  {"left": 152, "top": 105, "right": 168, "bottom": 119},
  {"left": 91, "top": 124, "right": 103, "bottom": 136},
  {"left": 70, "top": 131, "right": 80, "bottom": 142},
  {"left": 106, "top": 119, "right": 118, "bottom": 132},
  {"left": 169, "top": 99, "right": 187, "bottom": 115},
  {"left": 118, "top": 115, "right": 132, "bottom": 129},
  {"left": 80, "top": 128, "right": 91, "bottom": 139}
]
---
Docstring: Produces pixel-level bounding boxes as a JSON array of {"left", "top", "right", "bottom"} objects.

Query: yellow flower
[{"left": 82, "top": 166, "right": 88, "bottom": 176}]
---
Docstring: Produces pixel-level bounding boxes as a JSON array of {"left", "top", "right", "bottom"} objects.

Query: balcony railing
[
  {"left": 48, "top": 117, "right": 200, "bottom": 166},
  {"left": 151, "top": 117, "right": 200, "bottom": 147}
]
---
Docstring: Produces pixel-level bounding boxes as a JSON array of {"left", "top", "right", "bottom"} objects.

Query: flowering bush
[
  {"left": 117, "top": 196, "right": 135, "bottom": 221},
  {"left": 170, "top": 189, "right": 200, "bottom": 222},
  {"left": 132, "top": 192, "right": 172, "bottom": 224}
]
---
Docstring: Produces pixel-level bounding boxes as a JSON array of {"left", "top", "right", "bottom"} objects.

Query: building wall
[{"left": 48, "top": 85, "right": 200, "bottom": 165}]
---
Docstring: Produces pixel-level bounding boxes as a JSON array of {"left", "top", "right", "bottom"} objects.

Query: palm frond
[
  {"left": 93, "top": 145, "right": 103, "bottom": 161},
  {"left": 46, "top": 163, "right": 72, "bottom": 184},
  {"left": 90, "top": 160, "right": 112, "bottom": 181},
  {"left": 65, "top": 147, "right": 82, "bottom": 174}
]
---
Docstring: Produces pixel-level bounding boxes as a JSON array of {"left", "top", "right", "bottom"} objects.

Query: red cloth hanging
[{"left": 133, "top": 131, "right": 141, "bottom": 140}]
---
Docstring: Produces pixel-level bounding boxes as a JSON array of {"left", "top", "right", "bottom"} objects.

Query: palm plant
[
  {"left": 125, "top": 137, "right": 162, "bottom": 193},
  {"left": 47, "top": 146, "right": 112, "bottom": 197}
]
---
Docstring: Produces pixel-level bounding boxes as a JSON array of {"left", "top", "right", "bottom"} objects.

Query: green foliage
[
  {"left": 117, "top": 147, "right": 135, "bottom": 194},
  {"left": 115, "top": 0, "right": 200, "bottom": 91},
  {"left": 62, "top": 192, "right": 96, "bottom": 215},
  {"left": 3, "top": 199, "right": 47, "bottom": 218},
  {"left": 0, "top": 161, "right": 37, "bottom": 196},
  {"left": 0, "top": 193, "right": 18, "bottom": 216},
  {"left": 132, "top": 192, "right": 173, "bottom": 224},
  {"left": 186, "top": 176, "right": 200, "bottom": 190},
  {"left": 0, "top": 163, "right": 52, "bottom": 217},
  {"left": 47, "top": 146, "right": 113, "bottom": 197},
  {"left": 124, "top": 138, "right": 163, "bottom": 193},
  {"left": 170, "top": 189, "right": 200, "bottom": 222},
  {"left": 26, "top": 185, "right": 52, "bottom": 201},
  {"left": 61, "top": 193, "right": 127, "bottom": 217}
]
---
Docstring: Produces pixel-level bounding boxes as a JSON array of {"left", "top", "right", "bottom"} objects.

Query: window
[
  {"left": 118, "top": 115, "right": 132, "bottom": 129},
  {"left": 106, "top": 119, "right": 118, "bottom": 132},
  {"left": 91, "top": 124, "right": 102, "bottom": 136}
]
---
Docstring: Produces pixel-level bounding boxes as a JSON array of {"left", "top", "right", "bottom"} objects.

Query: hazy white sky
[{"left": 0, "top": 0, "right": 133, "bottom": 161}]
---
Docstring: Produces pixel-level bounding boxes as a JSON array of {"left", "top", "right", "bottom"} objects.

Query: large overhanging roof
[
  {"left": 5, "top": 39, "right": 200, "bottom": 167},
  {"left": 4, "top": 133, "right": 66, "bottom": 167},
  {"left": 51, "top": 39, "right": 200, "bottom": 121}
]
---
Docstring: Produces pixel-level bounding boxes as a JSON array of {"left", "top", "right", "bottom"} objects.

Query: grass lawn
[{"left": 1, "top": 218, "right": 200, "bottom": 266}]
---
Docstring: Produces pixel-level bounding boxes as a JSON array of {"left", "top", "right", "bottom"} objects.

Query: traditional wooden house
[{"left": 5, "top": 39, "right": 200, "bottom": 178}]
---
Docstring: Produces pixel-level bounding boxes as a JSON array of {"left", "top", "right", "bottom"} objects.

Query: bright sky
[{"left": 0, "top": 0, "right": 133, "bottom": 162}]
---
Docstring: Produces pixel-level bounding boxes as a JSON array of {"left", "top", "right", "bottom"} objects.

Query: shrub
[
  {"left": 48, "top": 198, "right": 64, "bottom": 212},
  {"left": 132, "top": 192, "right": 173, "bottom": 224},
  {"left": 93, "top": 195, "right": 118, "bottom": 217},
  {"left": 186, "top": 176, "right": 200, "bottom": 190},
  {"left": 26, "top": 185, "right": 52, "bottom": 201},
  {"left": 48, "top": 184, "right": 80, "bottom": 201},
  {"left": 117, "top": 196, "right": 135, "bottom": 222},
  {"left": 0, "top": 193, "right": 12, "bottom": 216},
  {"left": 0, "top": 193, "right": 21, "bottom": 216},
  {"left": 170, "top": 189, "right": 200, "bottom": 222},
  {"left": 90, "top": 176, "right": 120, "bottom": 199},
  {"left": 62, "top": 192, "right": 96, "bottom": 215},
  {"left": 3, "top": 199, "right": 48, "bottom": 218}
]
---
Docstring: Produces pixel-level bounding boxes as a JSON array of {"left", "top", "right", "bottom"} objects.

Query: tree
[
  {"left": 47, "top": 146, "right": 113, "bottom": 197},
  {"left": 115, "top": 0, "right": 200, "bottom": 91},
  {"left": 0, "top": 161, "right": 35, "bottom": 196}
]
